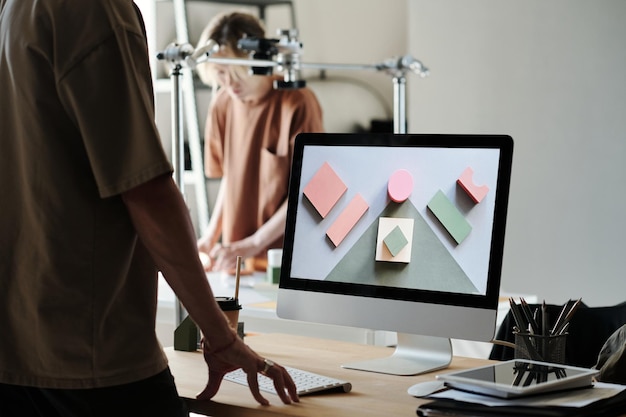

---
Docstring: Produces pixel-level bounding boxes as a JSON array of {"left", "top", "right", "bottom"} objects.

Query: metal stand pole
[
  {"left": 169, "top": 64, "right": 187, "bottom": 326},
  {"left": 393, "top": 76, "right": 407, "bottom": 134},
  {"left": 170, "top": 65, "right": 185, "bottom": 199}
]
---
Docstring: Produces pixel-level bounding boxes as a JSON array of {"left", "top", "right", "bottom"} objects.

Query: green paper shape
[
  {"left": 383, "top": 225, "right": 409, "bottom": 257},
  {"left": 427, "top": 190, "right": 472, "bottom": 244}
]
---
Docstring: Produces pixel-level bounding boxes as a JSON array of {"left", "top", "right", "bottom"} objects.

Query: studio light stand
[
  {"left": 157, "top": 29, "right": 429, "bottom": 328},
  {"left": 156, "top": 42, "right": 199, "bottom": 203}
]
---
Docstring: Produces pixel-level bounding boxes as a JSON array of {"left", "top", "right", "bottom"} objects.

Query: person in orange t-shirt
[{"left": 196, "top": 12, "right": 324, "bottom": 272}]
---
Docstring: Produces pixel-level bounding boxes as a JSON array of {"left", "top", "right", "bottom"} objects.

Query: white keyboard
[{"left": 223, "top": 366, "right": 352, "bottom": 396}]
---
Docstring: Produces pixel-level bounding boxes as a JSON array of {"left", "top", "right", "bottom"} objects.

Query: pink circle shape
[{"left": 388, "top": 169, "right": 413, "bottom": 203}]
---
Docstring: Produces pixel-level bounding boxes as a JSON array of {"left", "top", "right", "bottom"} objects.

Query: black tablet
[{"left": 436, "top": 359, "right": 599, "bottom": 399}]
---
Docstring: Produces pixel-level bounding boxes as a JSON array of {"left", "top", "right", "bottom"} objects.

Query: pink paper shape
[
  {"left": 326, "top": 193, "right": 369, "bottom": 247},
  {"left": 303, "top": 162, "right": 347, "bottom": 218},
  {"left": 387, "top": 169, "right": 413, "bottom": 203},
  {"left": 457, "top": 167, "right": 489, "bottom": 204}
]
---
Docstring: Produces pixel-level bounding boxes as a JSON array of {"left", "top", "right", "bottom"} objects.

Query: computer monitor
[{"left": 277, "top": 133, "right": 513, "bottom": 376}]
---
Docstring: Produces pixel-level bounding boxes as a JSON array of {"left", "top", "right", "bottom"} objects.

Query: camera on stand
[{"left": 237, "top": 29, "right": 306, "bottom": 90}]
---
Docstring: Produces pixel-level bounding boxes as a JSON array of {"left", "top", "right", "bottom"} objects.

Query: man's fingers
[
  {"left": 247, "top": 371, "right": 270, "bottom": 406},
  {"left": 284, "top": 376, "right": 299, "bottom": 403},
  {"left": 262, "top": 363, "right": 298, "bottom": 405},
  {"left": 273, "top": 379, "right": 295, "bottom": 404},
  {"left": 196, "top": 371, "right": 223, "bottom": 400}
]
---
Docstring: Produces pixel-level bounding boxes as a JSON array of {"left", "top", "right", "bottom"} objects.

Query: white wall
[
  {"left": 408, "top": 1, "right": 626, "bottom": 306},
  {"left": 293, "top": 0, "right": 408, "bottom": 115}
]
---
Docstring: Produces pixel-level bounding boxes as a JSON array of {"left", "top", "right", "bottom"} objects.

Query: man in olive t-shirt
[{"left": 0, "top": 0, "right": 298, "bottom": 414}]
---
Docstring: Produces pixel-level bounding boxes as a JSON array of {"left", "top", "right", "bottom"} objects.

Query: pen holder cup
[
  {"left": 514, "top": 332, "right": 567, "bottom": 364},
  {"left": 216, "top": 296, "right": 242, "bottom": 332}
]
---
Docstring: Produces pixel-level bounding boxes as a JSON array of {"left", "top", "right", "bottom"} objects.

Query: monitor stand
[{"left": 341, "top": 333, "right": 452, "bottom": 376}]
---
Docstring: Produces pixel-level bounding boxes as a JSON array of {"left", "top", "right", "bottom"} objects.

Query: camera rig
[{"left": 158, "top": 28, "right": 428, "bottom": 94}]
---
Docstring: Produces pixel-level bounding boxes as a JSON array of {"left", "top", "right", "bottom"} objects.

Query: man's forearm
[{"left": 121, "top": 174, "right": 233, "bottom": 342}]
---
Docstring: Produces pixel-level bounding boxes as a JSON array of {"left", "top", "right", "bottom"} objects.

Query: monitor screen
[{"left": 277, "top": 133, "right": 513, "bottom": 375}]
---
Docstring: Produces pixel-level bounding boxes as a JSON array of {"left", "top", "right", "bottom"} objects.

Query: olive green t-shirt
[{"left": 0, "top": 0, "right": 173, "bottom": 388}]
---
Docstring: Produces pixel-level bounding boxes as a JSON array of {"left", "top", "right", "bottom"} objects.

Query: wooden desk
[{"left": 166, "top": 333, "right": 490, "bottom": 416}]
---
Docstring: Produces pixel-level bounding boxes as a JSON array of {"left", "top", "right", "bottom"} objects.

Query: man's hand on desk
[{"left": 197, "top": 336, "right": 300, "bottom": 406}]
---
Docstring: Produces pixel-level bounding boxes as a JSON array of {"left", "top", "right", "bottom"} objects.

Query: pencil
[
  {"left": 541, "top": 301, "right": 548, "bottom": 359},
  {"left": 234, "top": 256, "right": 242, "bottom": 300},
  {"left": 550, "top": 299, "right": 571, "bottom": 336},
  {"left": 555, "top": 298, "right": 582, "bottom": 335}
]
